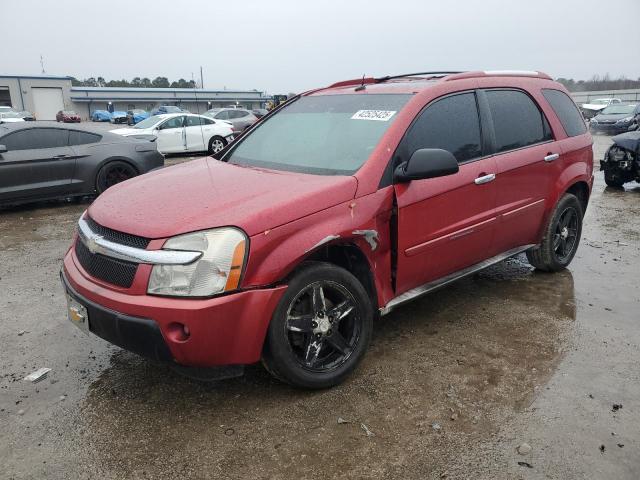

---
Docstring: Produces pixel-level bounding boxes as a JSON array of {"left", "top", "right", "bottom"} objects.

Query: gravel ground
[{"left": 0, "top": 134, "right": 638, "bottom": 479}]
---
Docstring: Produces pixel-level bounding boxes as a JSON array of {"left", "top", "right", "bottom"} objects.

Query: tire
[
  {"left": 95, "top": 160, "right": 138, "bottom": 194},
  {"left": 262, "top": 262, "right": 373, "bottom": 389},
  {"left": 604, "top": 169, "right": 625, "bottom": 188},
  {"left": 208, "top": 136, "right": 227, "bottom": 154},
  {"left": 526, "top": 193, "right": 583, "bottom": 272}
]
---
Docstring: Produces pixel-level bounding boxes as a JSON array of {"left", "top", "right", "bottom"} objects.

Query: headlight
[
  {"left": 148, "top": 227, "right": 247, "bottom": 297},
  {"left": 616, "top": 116, "right": 633, "bottom": 124}
]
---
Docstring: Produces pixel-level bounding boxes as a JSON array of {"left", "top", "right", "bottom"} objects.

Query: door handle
[
  {"left": 53, "top": 154, "right": 69, "bottom": 159},
  {"left": 474, "top": 173, "right": 496, "bottom": 185},
  {"left": 544, "top": 153, "right": 560, "bottom": 162}
]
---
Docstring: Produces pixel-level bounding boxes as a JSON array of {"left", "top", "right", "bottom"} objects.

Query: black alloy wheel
[
  {"left": 526, "top": 193, "right": 583, "bottom": 271},
  {"left": 263, "top": 262, "right": 373, "bottom": 389},
  {"left": 285, "top": 280, "right": 360, "bottom": 372},
  {"left": 553, "top": 206, "right": 579, "bottom": 263},
  {"left": 96, "top": 161, "right": 137, "bottom": 194}
]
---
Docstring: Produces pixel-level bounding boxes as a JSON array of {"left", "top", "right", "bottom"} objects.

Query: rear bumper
[{"left": 62, "top": 249, "right": 287, "bottom": 367}]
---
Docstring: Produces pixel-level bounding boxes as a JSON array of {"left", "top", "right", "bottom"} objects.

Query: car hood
[
  {"left": 594, "top": 113, "right": 631, "bottom": 121},
  {"left": 87, "top": 157, "right": 358, "bottom": 239},
  {"left": 582, "top": 104, "right": 607, "bottom": 111}
]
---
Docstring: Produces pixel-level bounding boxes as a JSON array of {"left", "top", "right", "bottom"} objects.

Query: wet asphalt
[{"left": 0, "top": 134, "right": 638, "bottom": 479}]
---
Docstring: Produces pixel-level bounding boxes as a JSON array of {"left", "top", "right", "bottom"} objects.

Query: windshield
[
  {"left": 134, "top": 116, "right": 163, "bottom": 129},
  {"left": 600, "top": 105, "right": 635, "bottom": 115},
  {"left": 162, "top": 106, "right": 181, "bottom": 113},
  {"left": 227, "top": 94, "right": 412, "bottom": 175}
]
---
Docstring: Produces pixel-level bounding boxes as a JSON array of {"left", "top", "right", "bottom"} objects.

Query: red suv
[{"left": 61, "top": 71, "right": 593, "bottom": 388}]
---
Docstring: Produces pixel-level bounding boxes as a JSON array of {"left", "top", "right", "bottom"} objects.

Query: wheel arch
[
  {"left": 291, "top": 242, "right": 380, "bottom": 311},
  {"left": 565, "top": 180, "right": 590, "bottom": 213}
]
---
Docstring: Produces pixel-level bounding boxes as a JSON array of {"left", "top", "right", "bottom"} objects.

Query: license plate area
[{"left": 66, "top": 294, "right": 89, "bottom": 334}]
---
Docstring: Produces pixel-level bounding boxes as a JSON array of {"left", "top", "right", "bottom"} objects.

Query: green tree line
[
  {"left": 556, "top": 75, "right": 640, "bottom": 92},
  {"left": 71, "top": 76, "right": 196, "bottom": 88}
]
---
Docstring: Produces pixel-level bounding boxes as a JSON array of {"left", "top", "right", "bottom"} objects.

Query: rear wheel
[
  {"left": 262, "top": 262, "right": 373, "bottom": 389},
  {"left": 526, "top": 193, "right": 583, "bottom": 272},
  {"left": 208, "top": 136, "right": 226, "bottom": 154},
  {"left": 96, "top": 161, "right": 137, "bottom": 194}
]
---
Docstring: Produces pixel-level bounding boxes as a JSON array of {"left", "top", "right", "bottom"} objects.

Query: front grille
[
  {"left": 75, "top": 237, "right": 138, "bottom": 288},
  {"left": 85, "top": 216, "right": 150, "bottom": 249}
]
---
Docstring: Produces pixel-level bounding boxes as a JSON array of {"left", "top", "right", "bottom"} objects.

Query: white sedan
[
  {"left": 111, "top": 113, "right": 235, "bottom": 154},
  {"left": 0, "top": 111, "right": 26, "bottom": 123}
]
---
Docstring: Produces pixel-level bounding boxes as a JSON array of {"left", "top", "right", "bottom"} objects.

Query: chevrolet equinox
[{"left": 62, "top": 70, "right": 593, "bottom": 388}]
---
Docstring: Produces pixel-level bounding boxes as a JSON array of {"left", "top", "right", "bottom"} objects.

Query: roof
[
  {"left": 311, "top": 70, "right": 554, "bottom": 95},
  {"left": 71, "top": 86, "right": 263, "bottom": 94},
  {"left": 0, "top": 74, "right": 73, "bottom": 80}
]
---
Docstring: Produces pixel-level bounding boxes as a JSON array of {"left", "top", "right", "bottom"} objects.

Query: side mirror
[
  {"left": 0, "top": 144, "right": 7, "bottom": 154},
  {"left": 394, "top": 148, "right": 459, "bottom": 182}
]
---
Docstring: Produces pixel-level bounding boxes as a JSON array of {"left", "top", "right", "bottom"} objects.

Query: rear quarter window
[
  {"left": 541, "top": 89, "right": 587, "bottom": 137},
  {"left": 69, "top": 130, "right": 102, "bottom": 145}
]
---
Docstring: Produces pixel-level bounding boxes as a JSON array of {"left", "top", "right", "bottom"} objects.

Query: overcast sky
[{"left": 1, "top": 0, "right": 638, "bottom": 94}]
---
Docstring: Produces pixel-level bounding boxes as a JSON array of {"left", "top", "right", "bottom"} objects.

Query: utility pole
[
  {"left": 40, "top": 55, "right": 45, "bottom": 74},
  {"left": 200, "top": 66, "right": 204, "bottom": 90}
]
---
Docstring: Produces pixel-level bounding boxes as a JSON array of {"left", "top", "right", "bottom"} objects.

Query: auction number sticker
[{"left": 351, "top": 110, "right": 396, "bottom": 121}]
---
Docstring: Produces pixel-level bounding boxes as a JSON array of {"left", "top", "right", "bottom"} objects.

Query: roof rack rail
[
  {"left": 444, "top": 70, "right": 552, "bottom": 81},
  {"left": 374, "top": 71, "right": 464, "bottom": 83}
]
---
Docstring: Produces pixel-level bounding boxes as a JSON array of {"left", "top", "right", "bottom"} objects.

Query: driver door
[
  {"left": 155, "top": 115, "right": 186, "bottom": 153},
  {"left": 393, "top": 91, "right": 498, "bottom": 295}
]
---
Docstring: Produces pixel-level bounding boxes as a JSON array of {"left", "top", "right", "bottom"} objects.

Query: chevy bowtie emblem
[
  {"left": 80, "top": 228, "right": 103, "bottom": 255},
  {"left": 86, "top": 234, "right": 103, "bottom": 254}
]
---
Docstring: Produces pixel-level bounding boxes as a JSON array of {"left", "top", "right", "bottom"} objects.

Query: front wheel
[
  {"left": 604, "top": 168, "right": 625, "bottom": 188},
  {"left": 96, "top": 160, "right": 137, "bottom": 194},
  {"left": 526, "top": 193, "right": 583, "bottom": 272},
  {"left": 208, "top": 136, "right": 227, "bottom": 154},
  {"left": 262, "top": 262, "right": 373, "bottom": 389}
]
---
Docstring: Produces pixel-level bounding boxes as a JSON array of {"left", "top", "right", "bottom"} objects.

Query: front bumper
[
  {"left": 590, "top": 123, "right": 633, "bottom": 135},
  {"left": 62, "top": 249, "right": 287, "bottom": 367}
]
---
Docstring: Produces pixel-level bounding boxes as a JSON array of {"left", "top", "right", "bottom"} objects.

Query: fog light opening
[{"left": 167, "top": 322, "right": 191, "bottom": 342}]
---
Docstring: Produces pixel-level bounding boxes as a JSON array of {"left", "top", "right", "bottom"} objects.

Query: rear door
[
  {"left": 394, "top": 91, "right": 498, "bottom": 295},
  {"left": 155, "top": 115, "right": 186, "bottom": 153},
  {"left": 482, "top": 89, "right": 556, "bottom": 254},
  {"left": 184, "top": 115, "right": 207, "bottom": 152},
  {"left": 0, "top": 127, "right": 75, "bottom": 201}
]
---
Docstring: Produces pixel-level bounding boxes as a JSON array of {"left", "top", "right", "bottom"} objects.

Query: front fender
[{"left": 242, "top": 188, "right": 395, "bottom": 308}]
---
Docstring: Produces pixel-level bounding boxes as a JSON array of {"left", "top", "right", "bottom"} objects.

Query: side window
[
  {"left": 202, "top": 117, "right": 215, "bottom": 125},
  {"left": 185, "top": 116, "right": 202, "bottom": 127},
  {"left": 2, "top": 129, "right": 69, "bottom": 150},
  {"left": 159, "top": 116, "right": 184, "bottom": 129},
  {"left": 402, "top": 92, "right": 482, "bottom": 164},
  {"left": 1, "top": 130, "right": 34, "bottom": 151},
  {"left": 486, "top": 90, "right": 552, "bottom": 153},
  {"left": 69, "top": 130, "right": 102, "bottom": 145},
  {"left": 541, "top": 89, "right": 587, "bottom": 138}
]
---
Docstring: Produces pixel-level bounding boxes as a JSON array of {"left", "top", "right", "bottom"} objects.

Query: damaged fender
[{"left": 243, "top": 187, "right": 396, "bottom": 309}]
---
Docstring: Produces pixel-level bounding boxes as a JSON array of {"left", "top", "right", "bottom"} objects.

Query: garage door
[
  {"left": 0, "top": 87, "right": 11, "bottom": 107},
  {"left": 32, "top": 87, "right": 64, "bottom": 120}
]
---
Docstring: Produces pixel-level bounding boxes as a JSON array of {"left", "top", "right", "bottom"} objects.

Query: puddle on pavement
[{"left": 75, "top": 253, "right": 576, "bottom": 478}]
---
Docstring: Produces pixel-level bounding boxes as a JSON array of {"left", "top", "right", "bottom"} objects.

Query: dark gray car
[
  {"left": 204, "top": 108, "right": 258, "bottom": 134},
  {"left": 0, "top": 122, "right": 164, "bottom": 206}
]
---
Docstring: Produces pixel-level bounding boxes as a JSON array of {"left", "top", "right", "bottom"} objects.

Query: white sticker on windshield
[{"left": 351, "top": 110, "right": 396, "bottom": 121}]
